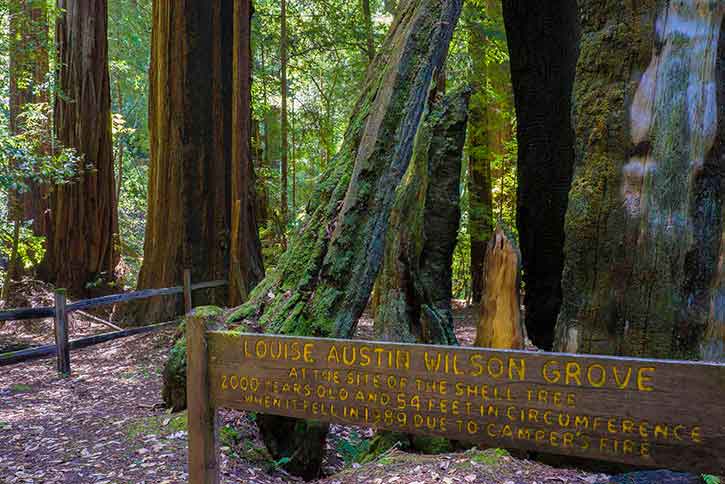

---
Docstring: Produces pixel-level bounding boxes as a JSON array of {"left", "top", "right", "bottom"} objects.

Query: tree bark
[
  {"left": 46, "top": 0, "right": 118, "bottom": 295},
  {"left": 231, "top": 0, "right": 462, "bottom": 476},
  {"left": 361, "top": 0, "right": 375, "bottom": 63},
  {"left": 280, "top": 0, "right": 289, "bottom": 225},
  {"left": 132, "top": 0, "right": 263, "bottom": 324},
  {"left": 373, "top": 89, "right": 470, "bottom": 346},
  {"left": 502, "top": 0, "right": 579, "bottom": 350},
  {"left": 230, "top": 0, "right": 264, "bottom": 306},
  {"left": 555, "top": 0, "right": 725, "bottom": 360},
  {"left": 465, "top": 0, "right": 512, "bottom": 304}
]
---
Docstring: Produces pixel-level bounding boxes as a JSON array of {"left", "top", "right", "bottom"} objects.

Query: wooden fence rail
[{"left": 0, "top": 269, "right": 228, "bottom": 375}]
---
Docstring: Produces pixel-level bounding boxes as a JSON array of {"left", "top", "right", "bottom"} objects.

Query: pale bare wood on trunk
[{"left": 475, "top": 227, "right": 524, "bottom": 350}]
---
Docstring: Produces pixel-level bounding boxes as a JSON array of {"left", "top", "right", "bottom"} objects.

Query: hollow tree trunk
[
  {"left": 373, "top": 89, "right": 470, "bottom": 346},
  {"left": 502, "top": 0, "right": 579, "bottom": 350},
  {"left": 132, "top": 0, "right": 263, "bottom": 324},
  {"left": 46, "top": 0, "right": 118, "bottom": 295},
  {"left": 231, "top": 0, "right": 462, "bottom": 477},
  {"left": 555, "top": 0, "right": 725, "bottom": 361}
]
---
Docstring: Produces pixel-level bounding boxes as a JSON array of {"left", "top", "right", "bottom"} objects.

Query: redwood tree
[
  {"left": 133, "top": 0, "right": 263, "bottom": 324},
  {"left": 555, "top": 0, "right": 725, "bottom": 360},
  {"left": 46, "top": 0, "right": 118, "bottom": 294}
]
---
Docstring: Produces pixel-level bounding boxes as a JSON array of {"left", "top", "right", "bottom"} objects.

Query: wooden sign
[{"left": 186, "top": 319, "right": 725, "bottom": 483}]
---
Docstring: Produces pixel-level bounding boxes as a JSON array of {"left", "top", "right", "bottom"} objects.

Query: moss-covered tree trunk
[
  {"left": 46, "top": 0, "right": 118, "bottom": 295},
  {"left": 502, "top": 0, "right": 579, "bottom": 350},
  {"left": 373, "top": 89, "right": 469, "bottom": 345},
  {"left": 556, "top": 0, "right": 725, "bottom": 361},
  {"left": 132, "top": 0, "right": 263, "bottom": 324},
  {"left": 230, "top": 0, "right": 463, "bottom": 477}
]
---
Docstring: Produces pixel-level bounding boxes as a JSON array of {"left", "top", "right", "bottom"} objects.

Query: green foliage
[
  {"left": 468, "top": 447, "right": 509, "bottom": 465},
  {"left": 336, "top": 430, "right": 372, "bottom": 466},
  {"left": 703, "top": 475, "right": 721, "bottom": 484},
  {"left": 108, "top": 0, "right": 151, "bottom": 286}
]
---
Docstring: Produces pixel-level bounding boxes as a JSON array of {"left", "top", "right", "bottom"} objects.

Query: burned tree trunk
[
  {"left": 132, "top": 0, "right": 263, "bottom": 324},
  {"left": 373, "top": 89, "right": 470, "bottom": 346},
  {"left": 556, "top": 0, "right": 725, "bottom": 360},
  {"left": 46, "top": 0, "right": 118, "bottom": 295},
  {"left": 230, "top": 0, "right": 463, "bottom": 477},
  {"left": 475, "top": 227, "right": 524, "bottom": 350},
  {"left": 502, "top": 0, "right": 579, "bottom": 350}
]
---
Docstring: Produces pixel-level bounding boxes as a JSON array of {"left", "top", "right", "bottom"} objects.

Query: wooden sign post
[{"left": 187, "top": 318, "right": 725, "bottom": 482}]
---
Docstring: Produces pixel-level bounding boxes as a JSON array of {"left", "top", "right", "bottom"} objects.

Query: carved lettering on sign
[{"left": 202, "top": 332, "right": 725, "bottom": 474}]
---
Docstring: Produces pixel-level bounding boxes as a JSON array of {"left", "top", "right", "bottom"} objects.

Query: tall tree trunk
[
  {"left": 291, "top": 99, "right": 296, "bottom": 213},
  {"left": 361, "top": 0, "right": 375, "bottom": 63},
  {"left": 373, "top": 89, "right": 469, "bottom": 345},
  {"left": 502, "top": 0, "right": 579, "bottom": 350},
  {"left": 6, "top": 0, "right": 45, "bottom": 297},
  {"left": 230, "top": 0, "right": 264, "bottom": 306},
  {"left": 556, "top": 0, "right": 725, "bottom": 361},
  {"left": 464, "top": 0, "right": 512, "bottom": 305},
  {"left": 467, "top": 103, "right": 493, "bottom": 304},
  {"left": 10, "top": 1, "right": 50, "bottom": 240},
  {"left": 230, "top": 0, "right": 462, "bottom": 476},
  {"left": 280, "top": 0, "right": 289, "bottom": 225},
  {"left": 132, "top": 0, "right": 262, "bottom": 324},
  {"left": 46, "top": 0, "right": 118, "bottom": 295}
]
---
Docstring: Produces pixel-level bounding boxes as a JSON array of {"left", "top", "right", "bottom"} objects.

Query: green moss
[
  {"left": 193, "top": 305, "right": 224, "bottom": 319},
  {"left": 9, "top": 383, "right": 32, "bottom": 393},
  {"left": 361, "top": 432, "right": 412, "bottom": 463},
  {"left": 161, "top": 335, "right": 187, "bottom": 411},
  {"left": 468, "top": 447, "right": 509, "bottom": 465},
  {"left": 126, "top": 411, "right": 187, "bottom": 440}
]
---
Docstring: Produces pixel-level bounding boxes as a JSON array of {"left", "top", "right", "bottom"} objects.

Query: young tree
[
  {"left": 45, "top": 0, "right": 119, "bottom": 295},
  {"left": 502, "top": 0, "right": 579, "bottom": 350},
  {"left": 132, "top": 0, "right": 263, "bottom": 323},
  {"left": 556, "top": 0, "right": 725, "bottom": 360}
]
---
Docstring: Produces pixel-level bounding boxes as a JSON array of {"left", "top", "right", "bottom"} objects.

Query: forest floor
[{"left": 0, "top": 300, "right": 609, "bottom": 484}]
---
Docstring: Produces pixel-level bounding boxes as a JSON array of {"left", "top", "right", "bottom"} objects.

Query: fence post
[
  {"left": 183, "top": 269, "right": 193, "bottom": 314},
  {"left": 53, "top": 289, "right": 70, "bottom": 376},
  {"left": 187, "top": 313, "right": 218, "bottom": 483}
]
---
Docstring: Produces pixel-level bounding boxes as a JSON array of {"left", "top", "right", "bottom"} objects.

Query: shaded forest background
[{"left": 0, "top": 0, "right": 516, "bottom": 308}]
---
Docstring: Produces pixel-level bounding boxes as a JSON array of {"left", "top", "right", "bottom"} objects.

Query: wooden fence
[{"left": 0, "top": 269, "right": 227, "bottom": 375}]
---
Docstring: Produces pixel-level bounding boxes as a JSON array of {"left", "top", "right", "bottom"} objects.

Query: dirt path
[{"left": 1, "top": 309, "right": 607, "bottom": 484}]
